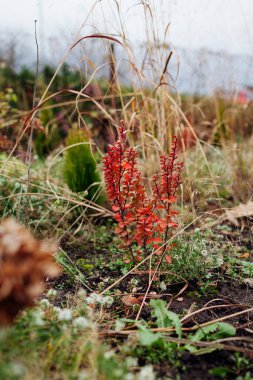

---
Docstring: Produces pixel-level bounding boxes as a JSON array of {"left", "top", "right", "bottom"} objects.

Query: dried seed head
[{"left": 0, "top": 218, "right": 61, "bottom": 325}]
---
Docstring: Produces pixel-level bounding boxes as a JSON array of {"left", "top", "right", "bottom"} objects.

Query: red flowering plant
[{"left": 103, "top": 121, "right": 183, "bottom": 267}]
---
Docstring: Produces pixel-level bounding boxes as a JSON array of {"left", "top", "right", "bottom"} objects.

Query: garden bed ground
[
  {"left": 0, "top": 218, "right": 253, "bottom": 380},
  {"left": 45, "top": 224, "right": 253, "bottom": 380}
]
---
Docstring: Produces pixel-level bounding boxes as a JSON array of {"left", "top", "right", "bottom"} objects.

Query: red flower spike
[{"left": 103, "top": 121, "right": 183, "bottom": 267}]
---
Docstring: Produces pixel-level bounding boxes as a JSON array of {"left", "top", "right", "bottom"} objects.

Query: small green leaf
[
  {"left": 211, "top": 322, "right": 236, "bottom": 340},
  {"left": 137, "top": 324, "right": 162, "bottom": 346},
  {"left": 150, "top": 299, "right": 182, "bottom": 338},
  {"left": 192, "top": 346, "right": 218, "bottom": 355},
  {"left": 184, "top": 344, "right": 217, "bottom": 355},
  {"left": 209, "top": 366, "right": 230, "bottom": 378},
  {"left": 114, "top": 318, "right": 135, "bottom": 331},
  {"left": 190, "top": 322, "right": 236, "bottom": 342}
]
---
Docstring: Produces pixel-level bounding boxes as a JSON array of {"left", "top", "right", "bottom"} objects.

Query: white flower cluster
[
  {"left": 57, "top": 308, "right": 72, "bottom": 321},
  {"left": 37, "top": 298, "right": 91, "bottom": 330},
  {"left": 139, "top": 365, "right": 156, "bottom": 380},
  {"left": 109, "top": 365, "right": 156, "bottom": 380},
  {"left": 46, "top": 289, "right": 58, "bottom": 299},
  {"left": 72, "top": 316, "right": 90, "bottom": 329},
  {"left": 32, "top": 309, "right": 45, "bottom": 326},
  {"left": 77, "top": 288, "right": 87, "bottom": 298},
  {"left": 159, "top": 281, "right": 167, "bottom": 291},
  {"left": 201, "top": 250, "right": 208, "bottom": 257},
  {"left": 54, "top": 307, "right": 91, "bottom": 329},
  {"left": 86, "top": 293, "right": 113, "bottom": 307},
  {"left": 40, "top": 298, "right": 51, "bottom": 308}
]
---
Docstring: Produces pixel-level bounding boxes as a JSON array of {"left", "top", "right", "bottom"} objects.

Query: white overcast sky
[
  {"left": 0, "top": 0, "right": 253, "bottom": 56},
  {"left": 0, "top": 0, "right": 253, "bottom": 93}
]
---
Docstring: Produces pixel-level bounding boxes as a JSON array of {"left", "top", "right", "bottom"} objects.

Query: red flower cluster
[{"left": 103, "top": 121, "right": 183, "bottom": 265}]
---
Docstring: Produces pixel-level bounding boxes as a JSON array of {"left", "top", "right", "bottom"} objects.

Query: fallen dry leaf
[
  {"left": 121, "top": 295, "right": 140, "bottom": 307},
  {"left": 225, "top": 201, "right": 253, "bottom": 226},
  {"left": 244, "top": 278, "right": 253, "bottom": 288},
  {"left": 240, "top": 252, "right": 250, "bottom": 259}
]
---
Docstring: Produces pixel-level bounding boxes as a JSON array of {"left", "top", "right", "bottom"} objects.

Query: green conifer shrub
[{"left": 63, "top": 129, "right": 101, "bottom": 201}]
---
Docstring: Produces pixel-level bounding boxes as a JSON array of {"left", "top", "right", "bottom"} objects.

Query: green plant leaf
[
  {"left": 114, "top": 318, "right": 135, "bottom": 332},
  {"left": 184, "top": 344, "right": 218, "bottom": 355},
  {"left": 209, "top": 366, "right": 230, "bottom": 378},
  {"left": 190, "top": 322, "right": 236, "bottom": 342},
  {"left": 150, "top": 299, "right": 182, "bottom": 338},
  {"left": 137, "top": 324, "right": 163, "bottom": 346}
]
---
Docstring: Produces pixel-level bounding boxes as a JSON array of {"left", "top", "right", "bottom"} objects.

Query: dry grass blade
[
  {"left": 70, "top": 34, "right": 124, "bottom": 50},
  {"left": 181, "top": 303, "right": 252, "bottom": 324},
  {"left": 159, "top": 51, "right": 173, "bottom": 85},
  {"left": 0, "top": 192, "right": 112, "bottom": 217},
  {"left": 101, "top": 330, "right": 252, "bottom": 354}
]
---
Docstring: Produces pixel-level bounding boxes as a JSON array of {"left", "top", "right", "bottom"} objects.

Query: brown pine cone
[{"left": 0, "top": 218, "right": 61, "bottom": 325}]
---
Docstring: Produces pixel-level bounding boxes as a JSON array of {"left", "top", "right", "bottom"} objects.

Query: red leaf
[
  {"left": 167, "top": 222, "right": 178, "bottom": 228},
  {"left": 123, "top": 173, "right": 131, "bottom": 181},
  {"left": 121, "top": 162, "right": 132, "bottom": 170},
  {"left": 112, "top": 205, "right": 121, "bottom": 212},
  {"left": 170, "top": 210, "right": 180, "bottom": 215},
  {"left": 114, "top": 226, "right": 122, "bottom": 234},
  {"left": 153, "top": 236, "right": 163, "bottom": 243},
  {"left": 165, "top": 255, "right": 172, "bottom": 263},
  {"left": 114, "top": 213, "right": 122, "bottom": 221}
]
